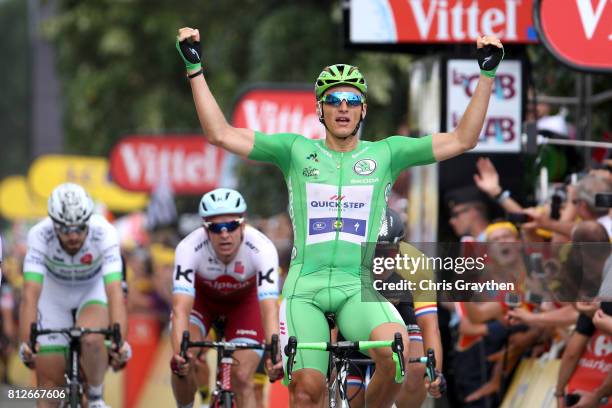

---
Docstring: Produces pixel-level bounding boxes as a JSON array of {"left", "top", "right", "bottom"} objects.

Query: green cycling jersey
[{"left": 248, "top": 131, "right": 435, "bottom": 276}]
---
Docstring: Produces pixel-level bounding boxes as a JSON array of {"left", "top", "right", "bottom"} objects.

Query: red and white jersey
[{"left": 173, "top": 225, "right": 280, "bottom": 302}]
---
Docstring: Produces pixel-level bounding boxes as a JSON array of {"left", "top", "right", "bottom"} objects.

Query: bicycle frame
[
  {"left": 30, "top": 323, "right": 121, "bottom": 408},
  {"left": 180, "top": 331, "right": 278, "bottom": 408}
]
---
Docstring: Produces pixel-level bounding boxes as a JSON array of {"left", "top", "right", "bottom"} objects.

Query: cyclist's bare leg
[
  {"left": 35, "top": 353, "right": 66, "bottom": 408},
  {"left": 76, "top": 304, "right": 109, "bottom": 396},
  {"left": 171, "top": 322, "right": 203, "bottom": 407},
  {"left": 230, "top": 349, "right": 259, "bottom": 408},
  {"left": 366, "top": 322, "right": 409, "bottom": 408},
  {"left": 395, "top": 337, "right": 426, "bottom": 408},
  {"left": 194, "top": 350, "right": 210, "bottom": 403},
  {"left": 289, "top": 368, "right": 326, "bottom": 408}
]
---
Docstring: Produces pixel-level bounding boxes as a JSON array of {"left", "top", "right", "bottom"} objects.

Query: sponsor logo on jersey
[
  {"left": 305, "top": 183, "right": 373, "bottom": 245},
  {"left": 384, "top": 183, "right": 392, "bottom": 202},
  {"left": 258, "top": 268, "right": 275, "bottom": 286},
  {"left": 306, "top": 152, "right": 319, "bottom": 162},
  {"left": 303, "top": 167, "right": 320, "bottom": 178},
  {"left": 245, "top": 241, "right": 260, "bottom": 253},
  {"left": 236, "top": 329, "right": 257, "bottom": 336},
  {"left": 310, "top": 195, "right": 366, "bottom": 210},
  {"left": 291, "top": 246, "right": 297, "bottom": 260},
  {"left": 175, "top": 265, "right": 194, "bottom": 284},
  {"left": 234, "top": 261, "right": 245, "bottom": 275},
  {"left": 202, "top": 275, "right": 254, "bottom": 293},
  {"left": 80, "top": 253, "right": 93, "bottom": 265},
  {"left": 309, "top": 217, "right": 366, "bottom": 236},
  {"left": 353, "top": 159, "right": 377, "bottom": 176}
]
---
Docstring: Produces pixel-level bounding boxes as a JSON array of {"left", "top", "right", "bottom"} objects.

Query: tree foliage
[
  {"left": 42, "top": 0, "right": 414, "bottom": 216},
  {"left": 0, "top": 0, "right": 29, "bottom": 177}
]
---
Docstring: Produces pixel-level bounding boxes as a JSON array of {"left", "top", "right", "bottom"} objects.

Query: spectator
[{"left": 445, "top": 186, "right": 491, "bottom": 241}]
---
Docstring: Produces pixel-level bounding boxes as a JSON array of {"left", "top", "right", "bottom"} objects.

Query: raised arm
[
  {"left": 177, "top": 27, "right": 254, "bottom": 158},
  {"left": 432, "top": 36, "right": 504, "bottom": 161}
]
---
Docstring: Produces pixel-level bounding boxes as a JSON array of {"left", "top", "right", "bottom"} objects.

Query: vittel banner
[
  {"left": 232, "top": 87, "right": 325, "bottom": 139},
  {"left": 535, "top": 0, "right": 612, "bottom": 72},
  {"left": 446, "top": 59, "right": 523, "bottom": 153},
  {"left": 349, "top": 0, "right": 537, "bottom": 44},
  {"left": 110, "top": 136, "right": 226, "bottom": 194}
]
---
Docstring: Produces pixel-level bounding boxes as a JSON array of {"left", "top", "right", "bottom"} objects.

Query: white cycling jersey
[
  {"left": 23, "top": 215, "right": 123, "bottom": 286},
  {"left": 23, "top": 215, "right": 123, "bottom": 350},
  {"left": 173, "top": 225, "right": 280, "bottom": 302}
]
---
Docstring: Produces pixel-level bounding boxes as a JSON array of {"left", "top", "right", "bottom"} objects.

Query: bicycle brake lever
[
  {"left": 270, "top": 334, "right": 279, "bottom": 365},
  {"left": 392, "top": 333, "right": 405, "bottom": 377},
  {"left": 112, "top": 323, "right": 122, "bottom": 350},
  {"left": 180, "top": 330, "right": 190, "bottom": 360},
  {"left": 284, "top": 336, "right": 297, "bottom": 381},
  {"left": 29, "top": 322, "right": 38, "bottom": 352},
  {"left": 426, "top": 348, "right": 437, "bottom": 382}
]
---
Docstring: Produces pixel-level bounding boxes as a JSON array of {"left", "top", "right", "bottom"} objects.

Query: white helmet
[
  {"left": 199, "top": 188, "right": 247, "bottom": 219},
  {"left": 48, "top": 183, "right": 94, "bottom": 226}
]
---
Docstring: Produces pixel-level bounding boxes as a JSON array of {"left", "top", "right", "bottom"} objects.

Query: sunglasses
[
  {"left": 54, "top": 223, "right": 88, "bottom": 235},
  {"left": 203, "top": 218, "right": 244, "bottom": 234},
  {"left": 319, "top": 91, "right": 365, "bottom": 107}
]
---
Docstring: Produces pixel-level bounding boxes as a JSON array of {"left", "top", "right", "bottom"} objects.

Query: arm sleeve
[
  {"left": 173, "top": 241, "right": 196, "bottom": 297},
  {"left": 385, "top": 135, "right": 436, "bottom": 179},
  {"left": 254, "top": 239, "right": 280, "bottom": 301},
  {"left": 100, "top": 227, "right": 123, "bottom": 284},
  {"left": 247, "top": 131, "right": 298, "bottom": 175},
  {"left": 23, "top": 228, "right": 47, "bottom": 282}
]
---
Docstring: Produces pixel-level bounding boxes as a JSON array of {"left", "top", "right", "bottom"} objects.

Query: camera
[
  {"left": 595, "top": 193, "right": 612, "bottom": 208},
  {"left": 528, "top": 253, "right": 545, "bottom": 278}
]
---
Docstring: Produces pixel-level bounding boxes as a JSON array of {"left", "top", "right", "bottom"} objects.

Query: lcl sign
[{"left": 535, "top": 0, "right": 612, "bottom": 72}]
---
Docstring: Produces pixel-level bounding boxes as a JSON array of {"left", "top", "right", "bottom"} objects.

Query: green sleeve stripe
[
  {"left": 24, "top": 272, "right": 44, "bottom": 283},
  {"left": 104, "top": 272, "right": 122, "bottom": 284}
]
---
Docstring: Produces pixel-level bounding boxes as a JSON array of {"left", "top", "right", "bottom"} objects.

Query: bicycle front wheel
[{"left": 69, "top": 383, "right": 80, "bottom": 408}]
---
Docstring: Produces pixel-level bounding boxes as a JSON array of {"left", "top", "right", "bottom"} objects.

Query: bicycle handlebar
[
  {"left": 180, "top": 330, "right": 280, "bottom": 363},
  {"left": 284, "top": 332, "right": 407, "bottom": 383},
  {"left": 30, "top": 323, "right": 123, "bottom": 353}
]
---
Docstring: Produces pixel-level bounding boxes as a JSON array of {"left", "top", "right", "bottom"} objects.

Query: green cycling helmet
[{"left": 315, "top": 64, "right": 367, "bottom": 99}]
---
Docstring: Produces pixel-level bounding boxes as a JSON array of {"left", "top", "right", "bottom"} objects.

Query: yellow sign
[
  {"left": 0, "top": 176, "right": 48, "bottom": 220},
  {"left": 28, "top": 155, "right": 148, "bottom": 212}
]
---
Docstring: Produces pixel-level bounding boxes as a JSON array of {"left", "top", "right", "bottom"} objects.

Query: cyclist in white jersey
[
  {"left": 170, "top": 188, "right": 282, "bottom": 408},
  {"left": 18, "top": 183, "right": 131, "bottom": 408}
]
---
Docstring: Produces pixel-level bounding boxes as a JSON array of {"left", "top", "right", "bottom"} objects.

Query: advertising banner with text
[
  {"left": 232, "top": 87, "right": 325, "bottom": 139},
  {"left": 535, "top": 0, "right": 612, "bottom": 72},
  {"left": 348, "top": 0, "right": 537, "bottom": 45},
  {"left": 110, "top": 136, "right": 227, "bottom": 194},
  {"left": 446, "top": 59, "right": 523, "bottom": 153}
]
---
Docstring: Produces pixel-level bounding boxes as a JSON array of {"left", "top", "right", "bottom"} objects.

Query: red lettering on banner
[{"left": 110, "top": 136, "right": 225, "bottom": 194}]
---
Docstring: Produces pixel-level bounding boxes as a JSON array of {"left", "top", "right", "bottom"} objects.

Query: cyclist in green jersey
[{"left": 176, "top": 27, "right": 503, "bottom": 408}]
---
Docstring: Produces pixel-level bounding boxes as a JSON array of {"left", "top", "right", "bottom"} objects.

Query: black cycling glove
[{"left": 477, "top": 44, "right": 504, "bottom": 78}]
